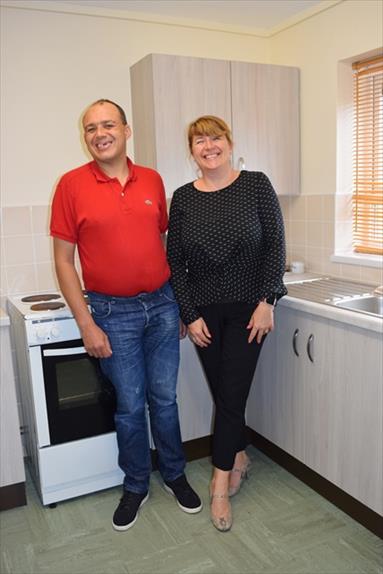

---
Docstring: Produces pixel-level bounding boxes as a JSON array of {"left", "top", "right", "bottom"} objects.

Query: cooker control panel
[{"left": 26, "top": 318, "right": 81, "bottom": 345}]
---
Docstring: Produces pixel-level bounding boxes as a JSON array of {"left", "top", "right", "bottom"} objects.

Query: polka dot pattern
[{"left": 167, "top": 171, "right": 287, "bottom": 325}]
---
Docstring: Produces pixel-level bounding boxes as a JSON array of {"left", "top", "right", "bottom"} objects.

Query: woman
[{"left": 167, "top": 116, "right": 287, "bottom": 532}]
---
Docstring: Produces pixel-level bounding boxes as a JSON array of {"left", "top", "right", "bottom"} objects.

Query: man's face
[{"left": 82, "top": 102, "right": 131, "bottom": 165}]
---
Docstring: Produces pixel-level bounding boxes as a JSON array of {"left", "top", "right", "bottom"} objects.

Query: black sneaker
[
  {"left": 112, "top": 490, "right": 149, "bottom": 531},
  {"left": 164, "top": 474, "right": 202, "bottom": 514}
]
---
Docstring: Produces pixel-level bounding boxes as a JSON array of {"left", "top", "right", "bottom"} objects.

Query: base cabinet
[
  {"left": 326, "top": 321, "right": 382, "bottom": 513},
  {"left": 0, "top": 313, "right": 26, "bottom": 509},
  {"left": 247, "top": 303, "right": 382, "bottom": 515},
  {"left": 178, "top": 338, "right": 213, "bottom": 442}
]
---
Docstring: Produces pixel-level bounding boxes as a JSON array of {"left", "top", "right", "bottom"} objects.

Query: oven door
[{"left": 41, "top": 339, "right": 116, "bottom": 445}]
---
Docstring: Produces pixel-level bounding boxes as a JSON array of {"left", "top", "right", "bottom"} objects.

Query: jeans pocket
[
  {"left": 90, "top": 300, "right": 112, "bottom": 319},
  {"left": 161, "top": 282, "right": 177, "bottom": 304}
]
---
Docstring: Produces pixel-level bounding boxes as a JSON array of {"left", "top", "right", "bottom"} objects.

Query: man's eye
[
  {"left": 104, "top": 123, "right": 115, "bottom": 129},
  {"left": 86, "top": 127, "right": 95, "bottom": 133}
]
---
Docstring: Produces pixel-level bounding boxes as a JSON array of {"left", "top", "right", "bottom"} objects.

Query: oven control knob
[
  {"left": 50, "top": 326, "right": 60, "bottom": 339},
  {"left": 35, "top": 325, "right": 48, "bottom": 341}
]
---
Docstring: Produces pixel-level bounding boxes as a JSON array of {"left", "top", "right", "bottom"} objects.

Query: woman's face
[{"left": 191, "top": 133, "right": 232, "bottom": 173}]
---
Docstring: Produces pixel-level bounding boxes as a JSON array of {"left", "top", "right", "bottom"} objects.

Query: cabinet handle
[
  {"left": 292, "top": 328, "right": 299, "bottom": 356},
  {"left": 237, "top": 157, "right": 246, "bottom": 170},
  {"left": 307, "top": 334, "right": 314, "bottom": 363}
]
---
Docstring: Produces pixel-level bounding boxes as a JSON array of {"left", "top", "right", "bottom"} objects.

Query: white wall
[
  {"left": 270, "top": 0, "right": 382, "bottom": 197},
  {"left": 0, "top": 4, "right": 270, "bottom": 207},
  {"left": 0, "top": 0, "right": 382, "bottom": 295}
]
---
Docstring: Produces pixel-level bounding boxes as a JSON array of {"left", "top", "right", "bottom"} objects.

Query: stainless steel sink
[
  {"left": 334, "top": 295, "right": 383, "bottom": 318},
  {"left": 286, "top": 278, "right": 383, "bottom": 319}
]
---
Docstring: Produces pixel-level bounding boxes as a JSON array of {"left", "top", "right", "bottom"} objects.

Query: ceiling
[{"left": 12, "top": 0, "right": 339, "bottom": 35}]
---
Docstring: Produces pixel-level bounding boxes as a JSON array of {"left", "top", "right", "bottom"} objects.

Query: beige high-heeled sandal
[
  {"left": 210, "top": 492, "right": 232, "bottom": 532},
  {"left": 228, "top": 458, "right": 251, "bottom": 497}
]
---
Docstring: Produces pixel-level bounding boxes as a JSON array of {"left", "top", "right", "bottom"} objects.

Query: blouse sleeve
[
  {"left": 166, "top": 190, "right": 201, "bottom": 325},
  {"left": 256, "top": 172, "right": 287, "bottom": 302}
]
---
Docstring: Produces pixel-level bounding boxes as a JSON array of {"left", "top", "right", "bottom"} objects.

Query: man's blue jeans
[{"left": 87, "top": 282, "right": 185, "bottom": 494}]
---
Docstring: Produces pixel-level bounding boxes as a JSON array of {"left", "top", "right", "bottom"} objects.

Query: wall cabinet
[
  {"left": 247, "top": 304, "right": 382, "bottom": 515},
  {"left": 130, "top": 53, "right": 300, "bottom": 196}
]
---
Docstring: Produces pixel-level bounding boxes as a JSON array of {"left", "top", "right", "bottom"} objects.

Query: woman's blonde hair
[{"left": 187, "top": 115, "right": 233, "bottom": 153}]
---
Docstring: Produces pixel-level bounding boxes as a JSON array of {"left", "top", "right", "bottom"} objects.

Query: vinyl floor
[{"left": 1, "top": 446, "right": 382, "bottom": 574}]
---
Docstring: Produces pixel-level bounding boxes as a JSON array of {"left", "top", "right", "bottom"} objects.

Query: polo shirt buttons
[{"left": 121, "top": 192, "right": 125, "bottom": 197}]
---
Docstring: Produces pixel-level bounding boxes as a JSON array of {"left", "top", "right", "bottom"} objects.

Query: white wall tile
[
  {"left": 1, "top": 207, "right": 32, "bottom": 237},
  {"left": 32, "top": 205, "right": 50, "bottom": 235},
  {"left": 36, "top": 262, "right": 59, "bottom": 292},
  {"left": 3, "top": 236, "right": 35, "bottom": 266},
  {"left": 33, "top": 235, "right": 52, "bottom": 263},
  {"left": 5, "top": 264, "right": 38, "bottom": 295}
]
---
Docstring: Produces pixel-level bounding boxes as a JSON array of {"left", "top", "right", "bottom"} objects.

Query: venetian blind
[{"left": 352, "top": 55, "right": 383, "bottom": 255}]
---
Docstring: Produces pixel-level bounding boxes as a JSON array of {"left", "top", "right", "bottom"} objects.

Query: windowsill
[{"left": 331, "top": 252, "right": 383, "bottom": 268}]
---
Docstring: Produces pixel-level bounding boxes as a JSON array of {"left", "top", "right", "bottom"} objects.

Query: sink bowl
[{"left": 335, "top": 295, "right": 383, "bottom": 318}]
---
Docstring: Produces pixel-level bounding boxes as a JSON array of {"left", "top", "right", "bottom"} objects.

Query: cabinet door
[
  {"left": 247, "top": 304, "right": 328, "bottom": 467},
  {"left": 230, "top": 61, "right": 300, "bottom": 195},
  {"left": 246, "top": 327, "right": 277, "bottom": 443},
  {"left": 326, "top": 322, "right": 382, "bottom": 515},
  {"left": 177, "top": 338, "right": 213, "bottom": 442},
  {"left": 131, "top": 54, "right": 231, "bottom": 196},
  {"left": 0, "top": 323, "right": 25, "bottom": 487},
  {"left": 247, "top": 305, "right": 305, "bottom": 461}
]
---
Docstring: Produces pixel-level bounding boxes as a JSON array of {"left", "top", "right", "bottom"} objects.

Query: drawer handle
[
  {"left": 293, "top": 328, "right": 299, "bottom": 356},
  {"left": 307, "top": 334, "right": 314, "bottom": 363}
]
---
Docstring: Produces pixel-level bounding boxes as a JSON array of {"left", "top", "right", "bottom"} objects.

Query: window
[{"left": 352, "top": 55, "right": 383, "bottom": 255}]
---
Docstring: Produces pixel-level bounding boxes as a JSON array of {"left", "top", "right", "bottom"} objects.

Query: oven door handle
[{"left": 43, "top": 347, "right": 86, "bottom": 357}]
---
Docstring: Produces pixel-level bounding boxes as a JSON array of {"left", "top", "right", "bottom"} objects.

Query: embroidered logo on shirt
[{"left": 144, "top": 199, "right": 153, "bottom": 205}]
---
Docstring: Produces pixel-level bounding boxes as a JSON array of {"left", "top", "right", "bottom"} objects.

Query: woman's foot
[
  {"left": 228, "top": 451, "right": 251, "bottom": 497},
  {"left": 210, "top": 468, "right": 232, "bottom": 532},
  {"left": 210, "top": 492, "right": 232, "bottom": 532}
]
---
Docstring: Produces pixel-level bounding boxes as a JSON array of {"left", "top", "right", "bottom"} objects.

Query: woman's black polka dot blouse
[{"left": 166, "top": 170, "right": 287, "bottom": 325}]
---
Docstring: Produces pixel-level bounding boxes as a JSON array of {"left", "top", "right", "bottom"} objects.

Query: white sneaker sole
[
  {"left": 112, "top": 492, "right": 149, "bottom": 531},
  {"left": 163, "top": 484, "right": 203, "bottom": 514}
]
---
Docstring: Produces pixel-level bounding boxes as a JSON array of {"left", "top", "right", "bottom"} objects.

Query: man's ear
[{"left": 125, "top": 124, "right": 132, "bottom": 140}]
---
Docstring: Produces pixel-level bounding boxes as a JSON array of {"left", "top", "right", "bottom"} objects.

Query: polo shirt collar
[{"left": 89, "top": 157, "right": 137, "bottom": 183}]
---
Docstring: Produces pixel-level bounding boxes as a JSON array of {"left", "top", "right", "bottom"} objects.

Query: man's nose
[{"left": 95, "top": 125, "right": 106, "bottom": 136}]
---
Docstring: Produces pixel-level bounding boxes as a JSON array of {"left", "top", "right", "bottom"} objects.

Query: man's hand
[
  {"left": 179, "top": 320, "right": 187, "bottom": 339},
  {"left": 80, "top": 322, "right": 112, "bottom": 358}
]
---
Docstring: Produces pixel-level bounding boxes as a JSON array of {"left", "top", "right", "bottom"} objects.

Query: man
[{"left": 50, "top": 99, "right": 202, "bottom": 531}]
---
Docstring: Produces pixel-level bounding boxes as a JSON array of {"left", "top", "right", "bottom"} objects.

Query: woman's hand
[
  {"left": 187, "top": 317, "right": 212, "bottom": 347},
  {"left": 247, "top": 302, "right": 274, "bottom": 344},
  {"left": 179, "top": 320, "right": 188, "bottom": 339}
]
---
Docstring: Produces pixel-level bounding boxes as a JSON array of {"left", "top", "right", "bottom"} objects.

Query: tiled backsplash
[
  {"left": 1, "top": 197, "right": 382, "bottom": 300},
  {"left": 0, "top": 205, "right": 58, "bottom": 297},
  {"left": 0, "top": 205, "right": 86, "bottom": 299},
  {"left": 279, "top": 194, "right": 382, "bottom": 286}
]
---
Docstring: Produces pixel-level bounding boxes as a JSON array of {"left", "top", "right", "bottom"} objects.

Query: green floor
[{"left": 1, "top": 446, "right": 382, "bottom": 574}]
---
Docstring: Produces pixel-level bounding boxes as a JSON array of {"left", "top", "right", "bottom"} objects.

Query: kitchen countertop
[{"left": 281, "top": 273, "right": 382, "bottom": 334}]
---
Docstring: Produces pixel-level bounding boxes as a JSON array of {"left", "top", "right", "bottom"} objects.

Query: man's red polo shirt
[{"left": 50, "top": 158, "right": 171, "bottom": 296}]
